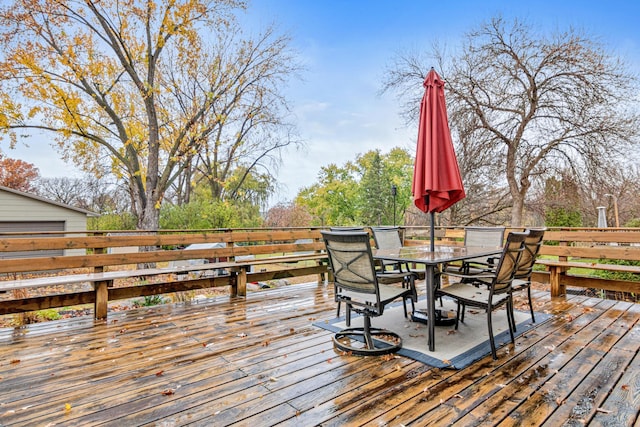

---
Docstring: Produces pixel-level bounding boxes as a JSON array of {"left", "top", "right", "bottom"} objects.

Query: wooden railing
[
  {"left": 404, "top": 227, "right": 640, "bottom": 297},
  {"left": 531, "top": 229, "right": 640, "bottom": 297},
  {"left": 0, "top": 228, "right": 329, "bottom": 318},
  {"left": 1, "top": 227, "right": 639, "bottom": 321}
]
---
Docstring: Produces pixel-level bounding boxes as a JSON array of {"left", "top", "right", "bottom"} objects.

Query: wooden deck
[{"left": 0, "top": 282, "right": 638, "bottom": 426}]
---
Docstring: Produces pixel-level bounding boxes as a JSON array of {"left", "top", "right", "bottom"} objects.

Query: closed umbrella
[{"left": 412, "top": 68, "right": 465, "bottom": 251}]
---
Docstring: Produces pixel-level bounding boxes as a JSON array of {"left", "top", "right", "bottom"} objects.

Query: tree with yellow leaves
[{"left": 0, "top": 0, "right": 300, "bottom": 229}]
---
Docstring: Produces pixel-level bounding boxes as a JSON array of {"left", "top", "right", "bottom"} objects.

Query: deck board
[
  {"left": 368, "top": 295, "right": 605, "bottom": 426},
  {"left": 464, "top": 300, "right": 638, "bottom": 426},
  {"left": 0, "top": 283, "right": 638, "bottom": 426}
]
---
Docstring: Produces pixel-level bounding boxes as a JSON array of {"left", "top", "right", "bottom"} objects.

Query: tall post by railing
[
  {"left": 391, "top": 184, "right": 397, "bottom": 226},
  {"left": 605, "top": 193, "right": 620, "bottom": 228}
]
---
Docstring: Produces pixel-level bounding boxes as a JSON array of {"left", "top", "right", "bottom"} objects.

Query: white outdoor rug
[{"left": 313, "top": 297, "right": 550, "bottom": 369}]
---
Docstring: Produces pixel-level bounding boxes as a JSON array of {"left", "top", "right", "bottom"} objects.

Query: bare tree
[
  {"left": 165, "top": 26, "right": 302, "bottom": 207},
  {"left": 383, "top": 17, "right": 640, "bottom": 226},
  {"left": 575, "top": 162, "right": 640, "bottom": 227},
  {"left": 36, "top": 176, "right": 130, "bottom": 214}
]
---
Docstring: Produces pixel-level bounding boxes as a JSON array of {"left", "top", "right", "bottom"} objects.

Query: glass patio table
[{"left": 373, "top": 244, "right": 502, "bottom": 351}]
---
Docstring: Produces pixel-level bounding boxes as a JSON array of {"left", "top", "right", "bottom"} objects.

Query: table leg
[{"left": 426, "top": 264, "right": 436, "bottom": 351}]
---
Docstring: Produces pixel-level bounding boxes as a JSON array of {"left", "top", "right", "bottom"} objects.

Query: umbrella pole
[{"left": 430, "top": 211, "right": 435, "bottom": 252}]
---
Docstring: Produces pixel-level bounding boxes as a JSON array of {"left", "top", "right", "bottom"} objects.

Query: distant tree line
[{"left": 3, "top": 142, "right": 640, "bottom": 230}]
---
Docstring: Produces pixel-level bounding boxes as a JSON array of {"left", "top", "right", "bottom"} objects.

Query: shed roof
[{"left": 0, "top": 185, "right": 99, "bottom": 217}]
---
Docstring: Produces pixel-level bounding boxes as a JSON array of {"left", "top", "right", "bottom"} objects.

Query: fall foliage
[
  {"left": 0, "top": 154, "right": 39, "bottom": 192},
  {"left": 0, "top": 0, "right": 299, "bottom": 230}
]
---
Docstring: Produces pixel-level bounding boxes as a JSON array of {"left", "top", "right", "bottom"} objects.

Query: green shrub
[
  {"left": 36, "top": 309, "right": 62, "bottom": 321},
  {"left": 89, "top": 212, "right": 137, "bottom": 230},
  {"left": 133, "top": 295, "right": 167, "bottom": 307},
  {"left": 160, "top": 199, "right": 263, "bottom": 229},
  {"left": 544, "top": 207, "right": 582, "bottom": 227},
  {"left": 624, "top": 218, "right": 640, "bottom": 227},
  {"left": 593, "top": 259, "right": 640, "bottom": 282}
]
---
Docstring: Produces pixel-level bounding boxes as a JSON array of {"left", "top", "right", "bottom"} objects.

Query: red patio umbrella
[{"left": 412, "top": 68, "right": 465, "bottom": 251}]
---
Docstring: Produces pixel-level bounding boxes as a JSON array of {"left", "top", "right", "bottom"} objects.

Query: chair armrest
[{"left": 443, "top": 270, "right": 495, "bottom": 280}]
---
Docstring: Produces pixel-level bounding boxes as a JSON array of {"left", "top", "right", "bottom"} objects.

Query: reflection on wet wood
[{"left": 0, "top": 282, "right": 637, "bottom": 426}]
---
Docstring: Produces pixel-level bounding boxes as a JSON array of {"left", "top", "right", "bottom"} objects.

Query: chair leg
[
  {"left": 362, "top": 316, "right": 374, "bottom": 349},
  {"left": 508, "top": 298, "right": 516, "bottom": 332},
  {"left": 511, "top": 286, "right": 535, "bottom": 332},
  {"left": 488, "top": 301, "right": 517, "bottom": 360},
  {"left": 487, "top": 309, "right": 497, "bottom": 359},
  {"left": 454, "top": 301, "right": 461, "bottom": 330},
  {"left": 401, "top": 296, "right": 415, "bottom": 318},
  {"left": 507, "top": 302, "right": 515, "bottom": 345},
  {"left": 527, "top": 286, "right": 536, "bottom": 323},
  {"left": 336, "top": 301, "right": 341, "bottom": 318},
  {"left": 435, "top": 273, "right": 444, "bottom": 307},
  {"left": 402, "top": 296, "right": 416, "bottom": 318}
]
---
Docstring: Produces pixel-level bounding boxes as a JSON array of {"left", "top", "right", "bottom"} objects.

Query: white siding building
[{"left": 0, "top": 185, "right": 98, "bottom": 256}]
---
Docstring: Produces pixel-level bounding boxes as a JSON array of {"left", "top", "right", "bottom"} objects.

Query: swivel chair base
[{"left": 333, "top": 327, "right": 402, "bottom": 356}]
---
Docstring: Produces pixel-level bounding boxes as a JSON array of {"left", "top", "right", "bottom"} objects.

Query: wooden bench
[
  {"left": 534, "top": 230, "right": 640, "bottom": 297},
  {"left": 0, "top": 261, "right": 241, "bottom": 318},
  {"left": 537, "top": 259, "right": 640, "bottom": 297},
  {"left": 0, "top": 252, "right": 329, "bottom": 319},
  {"left": 0, "top": 229, "right": 329, "bottom": 320},
  {"left": 232, "top": 253, "right": 328, "bottom": 294}
]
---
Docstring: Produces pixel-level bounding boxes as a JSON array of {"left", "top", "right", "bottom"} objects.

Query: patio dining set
[{"left": 320, "top": 226, "right": 545, "bottom": 360}]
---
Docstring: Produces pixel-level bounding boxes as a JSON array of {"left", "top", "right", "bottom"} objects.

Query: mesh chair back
[
  {"left": 514, "top": 229, "right": 545, "bottom": 280},
  {"left": 371, "top": 227, "right": 403, "bottom": 250},
  {"left": 462, "top": 226, "right": 506, "bottom": 266},
  {"left": 464, "top": 227, "right": 506, "bottom": 247},
  {"left": 321, "top": 231, "right": 378, "bottom": 295},
  {"left": 491, "top": 232, "right": 527, "bottom": 293}
]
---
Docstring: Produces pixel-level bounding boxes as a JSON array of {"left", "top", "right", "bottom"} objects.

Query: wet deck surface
[{"left": 0, "top": 282, "right": 638, "bottom": 426}]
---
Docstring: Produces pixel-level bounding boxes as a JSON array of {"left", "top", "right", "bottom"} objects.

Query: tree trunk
[
  {"left": 511, "top": 194, "right": 524, "bottom": 227},
  {"left": 138, "top": 204, "right": 160, "bottom": 230}
]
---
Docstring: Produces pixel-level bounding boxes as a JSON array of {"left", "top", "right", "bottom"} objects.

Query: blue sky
[
  {"left": 241, "top": 0, "right": 640, "bottom": 206},
  {"left": 7, "top": 0, "right": 640, "bottom": 207}
]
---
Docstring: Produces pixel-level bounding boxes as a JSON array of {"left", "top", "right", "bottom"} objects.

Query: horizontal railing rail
[{"left": 2, "top": 226, "right": 639, "bottom": 321}]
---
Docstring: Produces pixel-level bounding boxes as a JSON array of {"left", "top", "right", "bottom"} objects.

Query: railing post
[
  {"left": 95, "top": 280, "right": 110, "bottom": 319},
  {"left": 93, "top": 240, "right": 109, "bottom": 319},
  {"left": 548, "top": 266, "right": 564, "bottom": 297},
  {"left": 554, "top": 240, "right": 569, "bottom": 297}
]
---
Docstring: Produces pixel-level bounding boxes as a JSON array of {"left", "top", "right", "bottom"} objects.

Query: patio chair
[
  {"left": 509, "top": 228, "right": 545, "bottom": 329},
  {"left": 449, "top": 228, "right": 545, "bottom": 329},
  {"left": 443, "top": 226, "right": 506, "bottom": 279},
  {"left": 329, "top": 227, "right": 367, "bottom": 318},
  {"left": 370, "top": 226, "right": 426, "bottom": 281},
  {"left": 436, "top": 231, "right": 527, "bottom": 359},
  {"left": 321, "top": 230, "right": 417, "bottom": 356},
  {"left": 462, "top": 226, "right": 506, "bottom": 272},
  {"left": 329, "top": 227, "right": 415, "bottom": 319}
]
